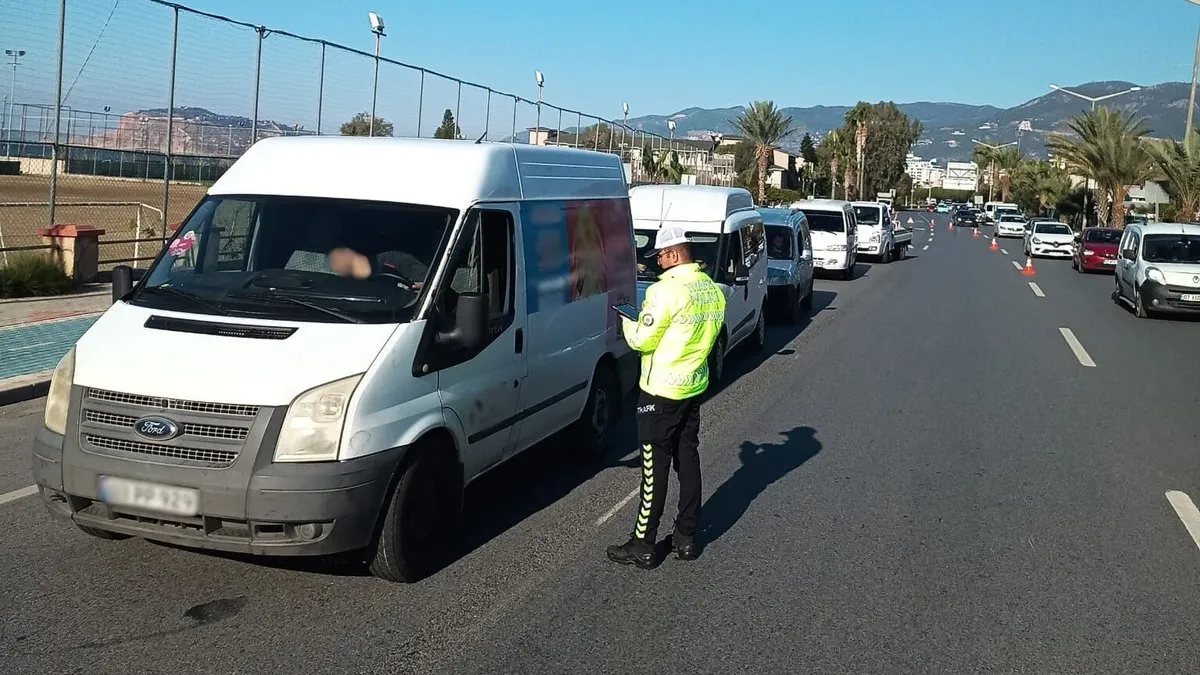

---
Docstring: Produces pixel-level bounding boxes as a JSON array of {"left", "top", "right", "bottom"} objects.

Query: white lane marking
[
  {"left": 1058, "top": 327, "right": 1096, "bottom": 367},
  {"left": 1166, "top": 491, "right": 1200, "bottom": 553},
  {"left": 1001, "top": 248, "right": 1009, "bottom": 255},
  {"left": 1029, "top": 282, "right": 1045, "bottom": 297},
  {"left": 7, "top": 341, "right": 54, "bottom": 352},
  {"left": 0, "top": 485, "right": 38, "bottom": 506},
  {"left": 922, "top": 245, "right": 929, "bottom": 251},
  {"left": 1012, "top": 260, "right": 1023, "bottom": 270},
  {"left": 595, "top": 488, "right": 639, "bottom": 526}
]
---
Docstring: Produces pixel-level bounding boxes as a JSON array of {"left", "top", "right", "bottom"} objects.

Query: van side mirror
[
  {"left": 436, "top": 292, "right": 489, "bottom": 350},
  {"left": 111, "top": 265, "right": 133, "bottom": 302}
]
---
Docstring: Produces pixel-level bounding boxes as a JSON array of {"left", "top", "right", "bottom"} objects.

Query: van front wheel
[
  {"left": 571, "top": 365, "right": 619, "bottom": 462},
  {"left": 368, "top": 445, "right": 462, "bottom": 583}
]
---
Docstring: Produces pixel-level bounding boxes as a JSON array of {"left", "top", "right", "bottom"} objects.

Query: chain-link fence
[{"left": 0, "top": 0, "right": 736, "bottom": 273}]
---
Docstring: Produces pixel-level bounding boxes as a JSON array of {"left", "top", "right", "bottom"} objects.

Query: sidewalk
[{"left": 0, "top": 285, "right": 112, "bottom": 405}]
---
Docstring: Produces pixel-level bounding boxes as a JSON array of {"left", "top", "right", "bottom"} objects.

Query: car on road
[
  {"left": 633, "top": 184, "right": 768, "bottom": 384},
  {"left": 983, "top": 201, "right": 1019, "bottom": 224},
  {"left": 1072, "top": 227, "right": 1122, "bottom": 273},
  {"left": 851, "top": 201, "right": 896, "bottom": 263},
  {"left": 792, "top": 199, "right": 859, "bottom": 280},
  {"left": 954, "top": 209, "right": 979, "bottom": 227},
  {"left": 1114, "top": 222, "right": 1200, "bottom": 318},
  {"left": 759, "top": 207, "right": 815, "bottom": 324},
  {"left": 995, "top": 213, "right": 1028, "bottom": 238},
  {"left": 936, "top": 202, "right": 951, "bottom": 213},
  {"left": 1024, "top": 221, "right": 1075, "bottom": 258},
  {"left": 32, "top": 137, "right": 640, "bottom": 583}
]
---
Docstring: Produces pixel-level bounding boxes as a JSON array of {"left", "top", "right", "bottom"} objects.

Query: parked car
[
  {"left": 995, "top": 213, "right": 1027, "bottom": 238},
  {"left": 792, "top": 199, "right": 859, "bottom": 280},
  {"left": 633, "top": 185, "right": 768, "bottom": 384},
  {"left": 954, "top": 209, "right": 979, "bottom": 227},
  {"left": 33, "top": 137, "right": 640, "bottom": 583},
  {"left": 1024, "top": 221, "right": 1074, "bottom": 258},
  {"left": 759, "top": 207, "right": 815, "bottom": 324},
  {"left": 1072, "top": 227, "right": 1122, "bottom": 273},
  {"left": 1114, "top": 222, "right": 1200, "bottom": 318},
  {"left": 983, "top": 201, "right": 1019, "bottom": 224}
]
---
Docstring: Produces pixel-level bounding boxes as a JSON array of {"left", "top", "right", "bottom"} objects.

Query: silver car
[{"left": 758, "top": 207, "right": 815, "bottom": 324}]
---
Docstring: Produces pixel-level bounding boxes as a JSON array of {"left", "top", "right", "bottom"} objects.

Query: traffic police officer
[{"left": 607, "top": 225, "right": 725, "bottom": 568}]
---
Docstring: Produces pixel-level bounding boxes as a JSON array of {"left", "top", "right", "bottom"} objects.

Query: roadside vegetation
[{"left": 0, "top": 254, "right": 75, "bottom": 299}]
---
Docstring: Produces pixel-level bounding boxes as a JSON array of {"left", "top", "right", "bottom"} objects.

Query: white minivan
[
  {"left": 1114, "top": 222, "right": 1200, "bottom": 318},
  {"left": 32, "top": 137, "right": 639, "bottom": 582},
  {"left": 792, "top": 199, "right": 858, "bottom": 279},
  {"left": 630, "top": 184, "right": 768, "bottom": 386}
]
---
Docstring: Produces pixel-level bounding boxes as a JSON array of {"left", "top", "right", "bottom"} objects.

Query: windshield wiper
[
  {"left": 242, "top": 289, "right": 364, "bottom": 324},
  {"left": 139, "top": 285, "right": 230, "bottom": 315}
]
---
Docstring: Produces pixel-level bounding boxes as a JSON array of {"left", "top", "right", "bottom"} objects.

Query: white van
[
  {"left": 983, "top": 201, "right": 1018, "bottom": 224},
  {"left": 31, "top": 137, "right": 638, "bottom": 582},
  {"left": 851, "top": 201, "right": 895, "bottom": 263},
  {"left": 791, "top": 199, "right": 859, "bottom": 279},
  {"left": 1114, "top": 222, "right": 1200, "bottom": 318},
  {"left": 629, "top": 185, "right": 768, "bottom": 385}
]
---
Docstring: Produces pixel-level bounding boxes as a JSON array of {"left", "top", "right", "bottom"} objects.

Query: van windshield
[
  {"left": 852, "top": 206, "right": 882, "bottom": 226},
  {"left": 635, "top": 228, "right": 721, "bottom": 281},
  {"left": 765, "top": 225, "right": 793, "bottom": 260},
  {"left": 800, "top": 211, "right": 846, "bottom": 233},
  {"left": 129, "top": 195, "right": 457, "bottom": 324},
  {"left": 1142, "top": 234, "right": 1200, "bottom": 264}
]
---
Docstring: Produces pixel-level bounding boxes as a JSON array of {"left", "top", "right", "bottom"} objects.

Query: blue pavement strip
[{"left": 0, "top": 316, "right": 99, "bottom": 380}]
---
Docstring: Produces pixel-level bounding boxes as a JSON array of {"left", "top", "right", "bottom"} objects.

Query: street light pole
[
  {"left": 534, "top": 70, "right": 544, "bottom": 143},
  {"left": 1187, "top": 1, "right": 1200, "bottom": 141},
  {"left": 3, "top": 49, "right": 25, "bottom": 152},
  {"left": 367, "top": 12, "right": 385, "bottom": 137}
]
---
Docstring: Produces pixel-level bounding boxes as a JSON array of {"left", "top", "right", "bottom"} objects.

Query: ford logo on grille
[{"left": 133, "top": 416, "right": 181, "bottom": 441}]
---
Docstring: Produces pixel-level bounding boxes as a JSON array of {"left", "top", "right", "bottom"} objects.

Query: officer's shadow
[{"left": 693, "top": 426, "right": 823, "bottom": 549}]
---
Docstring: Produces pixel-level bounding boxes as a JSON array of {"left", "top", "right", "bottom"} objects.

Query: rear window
[
  {"left": 801, "top": 210, "right": 846, "bottom": 233},
  {"left": 1084, "top": 229, "right": 1122, "bottom": 244},
  {"left": 853, "top": 205, "right": 882, "bottom": 225},
  {"left": 1034, "top": 223, "right": 1071, "bottom": 235},
  {"left": 1000, "top": 215, "right": 1024, "bottom": 222}
]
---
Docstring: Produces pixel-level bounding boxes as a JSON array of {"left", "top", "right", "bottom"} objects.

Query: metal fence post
[
  {"left": 316, "top": 41, "right": 326, "bottom": 135},
  {"left": 48, "top": 0, "right": 68, "bottom": 230},
  {"left": 416, "top": 70, "right": 425, "bottom": 137},
  {"left": 575, "top": 112, "right": 581, "bottom": 148},
  {"left": 455, "top": 80, "right": 461, "bottom": 139},
  {"left": 511, "top": 97, "right": 517, "bottom": 141},
  {"left": 484, "top": 88, "right": 491, "bottom": 140},
  {"left": 252, "top": 26, "right": 265, "bottom": 145},
  {"left": 556, "top": 108, "right": 562, "bottom": 144},
  {"left": 162, "top": 5, "right": 179, "bottom": 241}
]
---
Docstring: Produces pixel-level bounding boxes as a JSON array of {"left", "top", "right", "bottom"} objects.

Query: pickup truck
[
  {"left": 890, "top": 208, "right": 913, "bottom": 259},
  {"left": 853, "top": 201, "right": 912, "bottom": 262}
]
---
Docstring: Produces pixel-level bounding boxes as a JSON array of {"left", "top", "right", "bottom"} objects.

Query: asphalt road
[{"left": 3, "top": 213, "right": 1200, "bottom": 673}]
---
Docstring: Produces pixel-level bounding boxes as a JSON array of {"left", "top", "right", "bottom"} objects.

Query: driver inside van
[{"left": 327, "top": 226, "right": 442, "bottom": 291}]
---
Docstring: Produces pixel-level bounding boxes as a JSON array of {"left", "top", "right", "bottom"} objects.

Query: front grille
[
  {"left": 85, "top": 434, "right": 238, "bottom": 467},
  {"left": 84, "top": 410, "right": 250, "bottom": 441},
  {"left": 87, "top": 388, "right": 258, "bottom": 418}
]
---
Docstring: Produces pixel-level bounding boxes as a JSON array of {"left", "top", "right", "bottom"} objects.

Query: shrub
[{"left": 0, "top": 254, "right": 75, "bottom": 299}]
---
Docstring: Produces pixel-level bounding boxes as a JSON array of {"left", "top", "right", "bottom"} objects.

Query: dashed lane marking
[
  {"left": 1012, "top": 260, "right": 1023, "bottom": 270},
  {"left": 1058, "top": 327, "right": 1096, "bottom": 367},
  {"left": 0, "top": 485, "right": 38, "bottom": 507},
  {"left": 595, "top": 488, "right": 639, "bottom": 527},
  {"left": 1029, "top": 282, "right": 1045, "bottom": 297},
  {"left": 1166, "top": 491, "right": 1200, "bottom": 554}
]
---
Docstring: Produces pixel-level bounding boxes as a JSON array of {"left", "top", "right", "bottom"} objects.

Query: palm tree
[
  {"left": 640, "top": 145, "right": 685, "bottom": 184},
  {"left": 732, "top": 101, "right": 796, "bottom": 204},
  {"left": 1147, "top": 132, "right": 1200, "bottom": 222},
  {"left": 821, "top": 130, "right": 845, "bottom": 199},
  {"left": 1047, "top": 108, "right": 1156, "bottom": 227},
  {"left": 995, "top": 147, "right": 1025, "bottom": 202},
  {"left": 1013, "top": 161, "right": 1072, "bottom": 215},
  {"left": 972, "top": 145, "right": 998, "bottom": 197},
  {"left": 845, "top": 103, "right": 872, "bottom": 199}
]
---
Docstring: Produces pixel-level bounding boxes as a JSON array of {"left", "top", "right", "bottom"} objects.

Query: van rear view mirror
[
  {"left": 112, "top": 265, "right": 133, "bottom": 302},
  {"left": 436, "top": 292, "right": 489, "bottom": 350}
]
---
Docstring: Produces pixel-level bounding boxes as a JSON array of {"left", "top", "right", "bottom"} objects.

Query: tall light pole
[
  {"left": 1048, "top": 83, "right": 1141, "bottom": 225},
  {"left": 971, "top": 139, "right": 1017, "bottom": 204},
  {"left": 367, "top": 12, "right": 385, "bottom": 137},
  {"left": 667, "top": 119, "right": 676, "bottom": 143},
  {"left": 534, "top": 70, "right": 544, "bottom": 143},
  {"left": 1187, "top": 0, "right": 1200, "bottom": 141},
  {"left": 3, "top": 49, "right": 25, "bottom": 151}
]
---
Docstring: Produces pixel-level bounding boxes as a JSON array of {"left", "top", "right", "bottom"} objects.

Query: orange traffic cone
[
  {"left": 972, "top": 228, "right": 980, "bottom": 239},
  {"left": 989, "top": 237, "right": 999, "bottom": 251},
  {"left": 1022, "top": 256, "right": 1036, "bottom": 276},
  {"left": 948, "top": 221, "right": 954, "bottom": 231}
]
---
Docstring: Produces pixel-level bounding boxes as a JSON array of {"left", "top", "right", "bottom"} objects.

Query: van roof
[
  {"left": 1134, "top": 222, "right": 1200, "bottom": 236},
  {"left": 628, "top": 184, "right": 755, "bottom": 224},
  {"left": 791, "top": 198, "right": 851, "bottom": 214},
  {"left": 208, "top": 136, "right": 629, "bottom": 209}
]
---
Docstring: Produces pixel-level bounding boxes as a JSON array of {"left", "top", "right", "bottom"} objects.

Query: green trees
[
  {"left": 1146, "top": 133, "right": 1200, "bottom": 221},
  {"left": 731, "top": 101, "right": 796, "bottom": 204},
  {"left": 813, "top": 103, "right": 921, "bottom": 201},
  {"left": 1047, "top": 108, "right": 1156, "bottom": 227},
  {"left": 640, "top": 145, "right": 685, "bottom": 184},
  {"left": 433, "top": 109, "right": 461, "bottom": 139},
  {"left": 340, "top": 112, "right": 393, "bottom": 137}
]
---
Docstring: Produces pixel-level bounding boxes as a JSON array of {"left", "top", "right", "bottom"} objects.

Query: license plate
[
  {"left": 98, "top": 476, "right": 200, "bottom": 516},
  {"left": 1182, "top": 293, "right": 1200, "bottom": 303},
  {"left": 1103, "top": 259, "right": 1117, "bottom": 265}
]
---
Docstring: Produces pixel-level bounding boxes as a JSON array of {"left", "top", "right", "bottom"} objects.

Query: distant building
[{"left": 941, "top": 161, "right": 979, "bottom": 191}]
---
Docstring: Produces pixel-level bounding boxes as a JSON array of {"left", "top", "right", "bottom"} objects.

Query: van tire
[
  {"left": 708, "top": 334, "right": 727, "bottom": 388},
  {"left": 751, "top": 307, "right": 766, "bottom": 352},
  {"left": 77, "top": 525, "right": 132, "bottom": 540},
  {"left": 368, "top": 444, "right": 462, "bottom": 583},
  {"left": 786, "top": 286, "right": 804, "bottom": 324},
  {"left": 571, "top": 364, "right": 619, "bottom": 462},
  {"left": 800, "top": 279, "right": 814, "bottom": 310}
]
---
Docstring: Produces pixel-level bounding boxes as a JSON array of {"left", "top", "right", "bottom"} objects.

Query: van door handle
[{"left": 515, "top": 328, "right": 524, "bottom": 354}]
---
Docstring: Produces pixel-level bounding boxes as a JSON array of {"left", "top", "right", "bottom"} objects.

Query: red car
[{"left": 1072, "top": 227, "right": 1122, "bottom": 273}]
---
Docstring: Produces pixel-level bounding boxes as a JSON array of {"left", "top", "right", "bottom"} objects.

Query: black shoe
[
  {"left": 606, "top": 536, "right": 657, "bottom": 569},
  {"left": 671, "top": 533, "right": 700, "bottom": 561}
]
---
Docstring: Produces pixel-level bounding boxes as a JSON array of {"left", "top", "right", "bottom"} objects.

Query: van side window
[
  {"left": 1121, "top": 231, "right": 1139, "bottom": 259},
  {"left": 722, "top": 230, "right": 744, "bottom": 282},
  {"left": 742, "top": 221, "right": 765, "bottom": 267},
  {"left": 436, "top": 209, "right": 516, "bottom": 352}
]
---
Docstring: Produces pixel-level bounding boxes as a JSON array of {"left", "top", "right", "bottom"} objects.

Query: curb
[{"left": 0, "top": 370, "right": 53, "bottom": 407}]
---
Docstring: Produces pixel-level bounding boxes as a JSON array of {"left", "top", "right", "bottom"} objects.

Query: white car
[
  {"left": 791, "top": 199, "right": 859, "bottom": 280},
  {"left": 1024, "top": 221, "right": 1074, "bottom": 258},
  {"left": 994, "top": 213, "right": 1027, "bottom": 238},
  {"left": 851, "top": 201, "right": 895, "bottom": 263},
  {"left": 1114, "top": 222, "right": 1200, "bottom": 318}
]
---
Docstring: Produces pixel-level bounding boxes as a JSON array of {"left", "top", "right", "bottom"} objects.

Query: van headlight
[
  {"left": 44, "top": 347, "right": 76, "bottom": 435},
  {"left": 870, "top": 233, "right": 880, "bottom": 243},
  {"left": 274, "top": 374, "right": 362, "bottom": 462},
  {"left": 1146, "top": 267, "right": 1166, "bottom": 284}
]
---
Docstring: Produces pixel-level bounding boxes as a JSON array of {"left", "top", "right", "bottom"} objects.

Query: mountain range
[{"left": 621, "top": 81, "right": 1194, "bottom": 162}]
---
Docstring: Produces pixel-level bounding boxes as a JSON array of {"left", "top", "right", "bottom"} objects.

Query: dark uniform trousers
[{"left": 634, "top": 391, "right": 702, "bottom": 543}]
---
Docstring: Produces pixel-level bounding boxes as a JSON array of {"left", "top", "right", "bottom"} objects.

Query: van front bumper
[
  {"left": 814, "top": 251, "right": 851, "bottom": 270},
  {"left": 1141, "top": 281, "right": 1200, "bottom": 314},
  {"left": 32, "top": 387, "right": 404, "bottom": 557}
]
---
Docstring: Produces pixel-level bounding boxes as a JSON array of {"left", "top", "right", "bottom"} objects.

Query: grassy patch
[{"left": 0, "top": 254, "right": 76, "bottom": 298}]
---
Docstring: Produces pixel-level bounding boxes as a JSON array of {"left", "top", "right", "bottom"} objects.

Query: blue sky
[{"left": 2, "top": 0, "right": 1200, "bottom": 136}]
